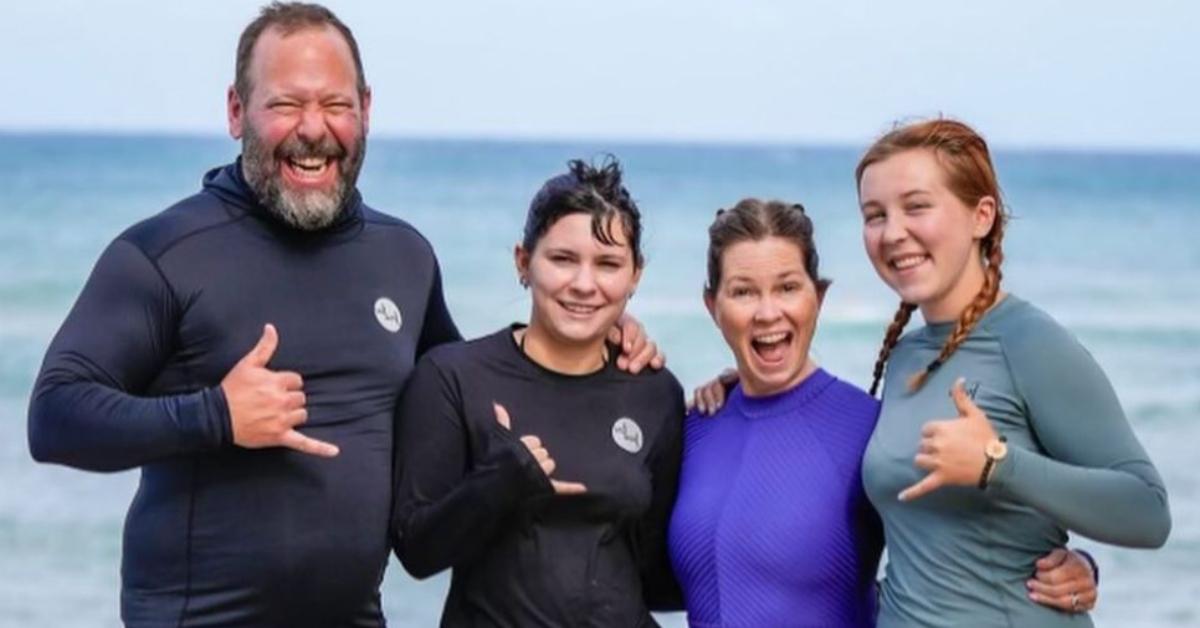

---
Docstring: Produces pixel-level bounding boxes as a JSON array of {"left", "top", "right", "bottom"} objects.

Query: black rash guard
[
  {"left": 28, "top": 160, "right": 460, "bottom": 627},
  {"left": 392, "top": 326, "right": 685, "bottom": 627}
]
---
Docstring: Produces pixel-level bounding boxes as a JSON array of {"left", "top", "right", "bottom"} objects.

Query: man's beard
[{"left": 240, "top": 124, "right": 366, "bottom": 231}]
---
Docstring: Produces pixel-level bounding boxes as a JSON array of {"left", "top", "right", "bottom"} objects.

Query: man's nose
[{"left": 296, "top": 107, "right": 327, "bottom": 142}]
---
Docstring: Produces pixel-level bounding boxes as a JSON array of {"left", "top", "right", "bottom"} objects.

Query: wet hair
[
  {"left": 704, "top": 198, "right": 831, "bottom": 298},
  {"left": 522, "top": 156, "right": 644, "bottom": 267},
  {"left": 855, "top": 118, "right": 1008, "bottom": 396},
  {"left": 235, "top": 2, "right": 368, "bottom": 103}
]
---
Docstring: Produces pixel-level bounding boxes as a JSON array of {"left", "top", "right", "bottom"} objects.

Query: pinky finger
[{"left": 280, "top": 430, "right": 339, "bottom": 457}]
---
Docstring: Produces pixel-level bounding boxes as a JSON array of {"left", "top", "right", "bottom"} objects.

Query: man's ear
[
  {"left": 359, "top": 85, "right": 372, "bottom": 136},
  {"left": 227, "top": 86, "right": 245, "bottom": 140}
]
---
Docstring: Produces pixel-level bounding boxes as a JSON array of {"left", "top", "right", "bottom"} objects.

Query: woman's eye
[{"left": 780, "top": 282, "right": 800, "bottom": 293}]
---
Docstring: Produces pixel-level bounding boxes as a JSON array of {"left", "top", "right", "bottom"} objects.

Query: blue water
[{"left": 1, "top": 134, "right": 1197, "bottom": 626}]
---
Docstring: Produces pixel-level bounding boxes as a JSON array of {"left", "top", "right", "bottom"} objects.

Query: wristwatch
[{"left": 978, "top": 435, "right": 1008, "bottom": 490}]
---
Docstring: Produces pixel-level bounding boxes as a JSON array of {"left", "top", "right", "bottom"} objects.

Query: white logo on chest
[
  {"left": 374, "top": 297, "right": 402, "bottom": 333},
  {"left": 611, "top": 417, "right": 643, "bottom": 454}
]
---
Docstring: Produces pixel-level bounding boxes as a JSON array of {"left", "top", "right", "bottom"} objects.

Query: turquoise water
[{"left": 1, "top": 134, "right": 1197, "bottom": 626}]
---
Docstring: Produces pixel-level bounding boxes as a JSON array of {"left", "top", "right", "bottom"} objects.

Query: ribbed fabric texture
[{"left": 668, "top": 369, "right": 883, "bottom": 627}]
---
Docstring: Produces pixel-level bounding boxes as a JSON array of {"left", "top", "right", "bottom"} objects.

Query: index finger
[
  {"left": 623, "top": 340, "right": 657, "bottom": 375},
  {"left": 1034, "top": 547, "right": 1069, "bottom": 570},
  {"left": 280, "top": 430, "right": 339, "bottom": 457}
]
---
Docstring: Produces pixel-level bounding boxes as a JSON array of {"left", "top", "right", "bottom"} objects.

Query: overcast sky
[{"left": 3, "top": 0, "right": 1197, "bottom": 151}]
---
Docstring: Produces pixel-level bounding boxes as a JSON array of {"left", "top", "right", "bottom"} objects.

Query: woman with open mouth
[{"left": 674, "top": 197, "right": 1103, "bottom": 627}]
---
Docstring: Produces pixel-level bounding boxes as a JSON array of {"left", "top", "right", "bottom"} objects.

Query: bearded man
[{"left": 27, "top": 3, "right": 659, "bottom": 626}]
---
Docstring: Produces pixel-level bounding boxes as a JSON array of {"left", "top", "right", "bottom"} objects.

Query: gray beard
[{"left": 240, "top": 125, "right": 365, "bottom": 231}]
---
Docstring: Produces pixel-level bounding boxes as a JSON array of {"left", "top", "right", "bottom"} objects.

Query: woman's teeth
[
  {"left": 751, "top": 332, "right": 791, "bottom": 361},
  {"left": 891, "top": 254, "right": 927, "bottom": 270},
  {"left": 561, "top": 302, "right": 600, "bottom": 314}
]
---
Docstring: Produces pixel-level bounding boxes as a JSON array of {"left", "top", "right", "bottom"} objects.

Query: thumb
[
  {"left": 243, "top": 324, "right": 279, "bottom": 368},
  {"left": 950, "top": 377, "right": 979, "bottom": 419},
  {"left": 493, "top": 402, "right": 511, "bottom": 430}
]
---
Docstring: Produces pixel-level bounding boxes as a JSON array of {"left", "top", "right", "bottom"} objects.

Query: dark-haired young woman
[
  {"left": 391, "top": 159, "right": 684, "bottom": 626},
  {"left": 857, "top": 119, "right": 1170, "bottom": 627}
]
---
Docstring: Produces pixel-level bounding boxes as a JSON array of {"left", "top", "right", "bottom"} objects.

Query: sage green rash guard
[{"left": 862, "top": 295, "right": 1170, "bottom": 628}]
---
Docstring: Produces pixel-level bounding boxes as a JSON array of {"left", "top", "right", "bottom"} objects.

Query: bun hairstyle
[
  {"left": 704, "top": 198, "right": 831, "bottom": 298},
  {"left": 522, "top": 155, "right": 644, "bottom": 267},
  {"left": 855, "top": 119, "right": 1009, "bottom": 396}
]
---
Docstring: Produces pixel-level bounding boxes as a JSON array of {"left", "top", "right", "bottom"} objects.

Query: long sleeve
[
  {"left": 391, "top": 354, "right": 551, "bottom": 579},
  {"left": 415, "top": 260, "right": 462, "bottom": 358},
  {"left": 27, "top": 238, "right": 231, "bottom": 472},
  {"left": 635, "top": 385, "right": 685, "bottom": 611},
  {"left": 989, "top": 318, "right": 1171, "bottom": 548}
]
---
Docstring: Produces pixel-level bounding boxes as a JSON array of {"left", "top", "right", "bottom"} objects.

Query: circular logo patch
[
  {"left": 611, "top": 417, "right": 643, "bottom": 454},
  {"left": 374, "top": 297, "right": 402, "bottom": 333}
]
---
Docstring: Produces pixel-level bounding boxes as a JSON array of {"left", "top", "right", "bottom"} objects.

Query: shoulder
[
  {"left": 612, "top": 363, "right": 685, "bottom": 405},
  {"left": 361, "top": 206, "right": 437, "bottom": 257},
  {"left": 825, "top": 375, "right": 881, "bottom": 416},
  {"left": 984, "top": 296, "right": 1089, "bottom": 364},
  {"left": 808, "top": 372, "right": 881, "bottom": 436},
  {"left": 417, "top": 329, "right": 505, "bottom": 373},
  {"left": 117, "top": 190, "right": 243, "bottom": 261}
]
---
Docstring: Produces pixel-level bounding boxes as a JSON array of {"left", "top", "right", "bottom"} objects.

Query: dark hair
[
  {"left": 704, "top": 198, "right": 831, "bottom": 298},
  {"left": 235, "top": 2, "right": 368, "bottom": 103},
  {"left": 522, "top": 156, "right": 644, "bottom": 267},
  {"left": 855, "top": 118, "right": 1008, "bottom": 396}
]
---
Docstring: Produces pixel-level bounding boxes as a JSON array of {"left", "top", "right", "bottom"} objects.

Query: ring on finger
[{"left": 1070, "top": 592, "right": 1081, "bottom": 612}]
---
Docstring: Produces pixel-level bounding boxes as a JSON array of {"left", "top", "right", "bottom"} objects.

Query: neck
[
  {"left": 518, "top": 323, "right": 607, "bottom": 375},
  {"left": 742, "top": 357, "right": 819, "bottom": 398},
  {"left": 919, "top": 256, "right": 989, "bottom": 323}
]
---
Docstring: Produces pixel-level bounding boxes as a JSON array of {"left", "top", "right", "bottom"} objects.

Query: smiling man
[{"left": 26, "top": 3, "right": 658, "bottom": 627}]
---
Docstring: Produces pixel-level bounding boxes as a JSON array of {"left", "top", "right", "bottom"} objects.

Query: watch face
[{"left": 986, "top": 440, "right": 1008, "bottom": 459}]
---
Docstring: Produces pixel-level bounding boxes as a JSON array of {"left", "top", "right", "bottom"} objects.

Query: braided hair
[{"left": 856, "top": 119, "right": 1008, "bottom": 396}]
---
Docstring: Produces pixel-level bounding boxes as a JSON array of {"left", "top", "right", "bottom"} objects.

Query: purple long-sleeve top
[{"left": 668, "top": 368, "right": 884, "bottom": 627}]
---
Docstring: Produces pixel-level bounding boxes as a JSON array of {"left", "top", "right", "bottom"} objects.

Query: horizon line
[{"left": 3, "top": 127, "right": 1199, "bottom": 158}]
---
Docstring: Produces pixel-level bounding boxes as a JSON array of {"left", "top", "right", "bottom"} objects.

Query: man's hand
[
  {"left": 1028, "top": 548, "right": 1098, "bottom": 613},
  {"left": 221, "top": 324, "right": 338, "bottom": 457},
  {"left": 608, "top": 313, "right": 665, "bottom": 374},
  {"left": 494, "top": 403, "right": 586, "bottom": 495},
  {"left": 899, "top": 377, "right": 997, "bottom": 501}
]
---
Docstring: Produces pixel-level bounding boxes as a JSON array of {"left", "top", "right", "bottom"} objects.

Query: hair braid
[
  {"left": 906, "top": 213, "right": 1007, "bottom": 391},
  {"left": 869, "top": 302, "right": 917, "bottom": 396}
]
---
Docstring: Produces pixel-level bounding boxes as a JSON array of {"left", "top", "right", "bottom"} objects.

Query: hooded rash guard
[{"left": 28, "top": 160, "right": 460, "bottom": 627}]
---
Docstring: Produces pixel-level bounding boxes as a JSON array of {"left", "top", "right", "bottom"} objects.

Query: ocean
[{"left": 1, "top": 134, "right": 1196, "bottom": 626}]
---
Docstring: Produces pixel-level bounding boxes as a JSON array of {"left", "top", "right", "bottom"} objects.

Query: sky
[{"left": 2, "top": 0, "right": 1198, "bottom": 151}]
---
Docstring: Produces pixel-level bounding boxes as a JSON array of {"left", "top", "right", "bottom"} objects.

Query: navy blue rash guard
[{"left": 28, "top": 160, "right": 461, "bottom": 627}]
